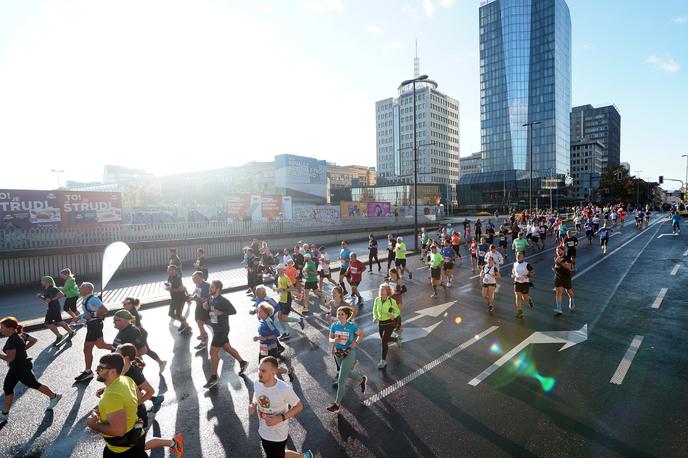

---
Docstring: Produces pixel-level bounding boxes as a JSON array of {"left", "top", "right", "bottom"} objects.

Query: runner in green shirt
[
  {"left": 512, "top": 233, "right": 529, "bottom": 255},
  {"left": 58, "top": 268, "right": 80, "bottom": 321},
  {"left": 427, "top": 244, "right": 444, "bottom": 298},
  {"left": 302, "top": 254, "right": 328, "bottom": 314},
  {"left": 394, "top": 237, "right": 412, "bottom": 280}
]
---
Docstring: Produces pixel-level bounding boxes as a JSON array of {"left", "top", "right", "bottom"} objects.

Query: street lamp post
[
  {"left": 634, "top": 169, "right": 643, "bottom": 208},
  {"left": 682, "top": 154, "right": 687, "bottom": 196},
  {"left": 51, "top": 169, "right": 64, "bottom": 190},
  {"left": 400, "top": 74, "right": 428, "bottom": 251},
  {"left": 522, "top": 121, "right": 541, "bottom": 214}
]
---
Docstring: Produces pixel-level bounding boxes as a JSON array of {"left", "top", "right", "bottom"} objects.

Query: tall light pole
[
  {"left": 522, "top": 121, "right": 541, "bottom": 213},
  {"left": 51, "top": 169, "right": 64, "bottom": 190},
  {"left": 682, "top": 154, "right": 687, "bottom": 196},
  {"left": 400, "top": 74, "right": 428, "bottom": 251},
  {"left": 634, "top": 169, "right": 643, "bottom": 208}
]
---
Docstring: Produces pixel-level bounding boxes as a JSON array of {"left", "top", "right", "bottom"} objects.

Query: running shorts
[
  {"left": 600, "top": 238, "right": 608, "bottom": 247},
  {"left": 443, "top": 263, "right": 454, "bottom": 271},
  {"left": 4, "top": 362, "right": 41, "bottom": 395},
  {"left": 554, "top": 278, "right": 572, "bottom": 290},
  {"left": 430, "top": 267, "right": 441, "bottom": 280},
  {"left": 566, "top": 248, "right": 576, "bottom": 259},
  {"left": 261, "top": 437, "right": 288, "bottom": 458},
  {"left": 63, "top": 296, "right": 78, "bottom": 314},
  {"left": 482, "top": 282, "right": 496, "bottom": 289},
  {"left": 279, "top": 293, "right": 292, "bottom": 315},
  {"left": 349, "top": 280, "right": 361, "bottom": 287},
  {"left": 514, "top": 282, "right": 530, "bottom": 294},
  {"left": 85, "top": 319, "right": 104, "bottom": 342},
  {"left": 44, "top": 304, "right": 63, "bottom": 324},
  {"left": 531, "top": 236, "right": 539, "bottom": 243},
  {"left": 304, "top": 281, "right": 319, "bottom": 291},
  {"left": 395, "top": 259, "right": 407, "bottom": 267},
  {"left": 195, "top": 303, "right": 210, "bottom": 322},
  {"left": 211, "top": 333, "right": 229, "bottom": 348}
]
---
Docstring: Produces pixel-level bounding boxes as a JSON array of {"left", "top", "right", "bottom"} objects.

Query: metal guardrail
[{"left": 0, "top": 216, "right": 421, "bottom": 250}]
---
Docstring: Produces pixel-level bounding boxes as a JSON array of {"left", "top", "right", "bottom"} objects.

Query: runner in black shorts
[
  {"left": 0, "top": 316, "right": 62, "bottom": 424},
  {"left": 553, "top": 246, "right": 575, "bottom": 315},
  {"left": 165, "top": 265, "right": 192, "bottom": 334},
  {"left": 37, "top": 276, "right": 74, "bottom": 346},
  {"left": 563, "top": 230, "right": 579, "bottom": 271},
  {"left": 190, "top": 271, "right": 211, "bottom": 349},
  {"left": 74, "top": 282, "right": 112, "bottom": 383}
]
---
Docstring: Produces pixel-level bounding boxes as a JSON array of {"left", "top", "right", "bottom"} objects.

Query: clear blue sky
[{"left": 0, "top": 0, "right": 686, "bottom": 190}]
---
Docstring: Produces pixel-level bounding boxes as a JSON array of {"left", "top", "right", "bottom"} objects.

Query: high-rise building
[
  {"left": 570, "top": 140, "right": 603, "bottom": 201},
  {"left": 479, "top": 0, "right": 571, "bottom": 175},
  {"left": 570, "top": 104, "right": 621, "bottom": 170},
  {"left": 459, "top": 152, "right": 483, "bottom": 177},
  {"left": 458, "top": 0, "right": 572, "bottom": 210},
  {"left": 375, "top": 58, "right": 460, "bottom": 205}
]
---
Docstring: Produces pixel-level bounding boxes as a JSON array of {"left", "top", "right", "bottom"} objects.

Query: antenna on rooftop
[{"left": 414, "top": 39, "right": 420, "bottom": 78}]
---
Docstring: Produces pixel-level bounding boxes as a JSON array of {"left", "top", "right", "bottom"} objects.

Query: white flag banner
[{"left": 102, "top": 241, "right": 131, "bottom": 292}]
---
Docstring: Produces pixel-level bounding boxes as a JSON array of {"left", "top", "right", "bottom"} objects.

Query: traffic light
[{"left": 659, "top": 176, "right": 664, "bottom": 184}]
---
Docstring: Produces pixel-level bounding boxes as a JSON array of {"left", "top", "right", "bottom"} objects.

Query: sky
[{"left": 0, "top": 0, "right": 686, "bottom": 191}]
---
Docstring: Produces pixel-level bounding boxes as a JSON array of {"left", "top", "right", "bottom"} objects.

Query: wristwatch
[{"left": 281, "top": 414, "right": 286, "bottom": 422}]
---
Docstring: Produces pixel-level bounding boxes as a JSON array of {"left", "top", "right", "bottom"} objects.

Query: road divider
[
  {"left": 651, "top": 288, "right": 668, "bottom": 309},
  {"left": 670, "top": 264, "right": 680, "bottom": 276}
]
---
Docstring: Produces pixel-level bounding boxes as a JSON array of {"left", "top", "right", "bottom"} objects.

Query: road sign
[{"left": 468, "top": 324, "right": 588, "bottom": 386}]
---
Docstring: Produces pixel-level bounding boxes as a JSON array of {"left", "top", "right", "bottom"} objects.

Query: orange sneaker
[{"left": 171, "top": 433, "right": 184, "bottom": 458}]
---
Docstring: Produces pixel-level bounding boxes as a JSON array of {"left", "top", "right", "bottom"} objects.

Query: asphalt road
[{"left": 1, "top": 215, "right": 686, "bottom": 457}]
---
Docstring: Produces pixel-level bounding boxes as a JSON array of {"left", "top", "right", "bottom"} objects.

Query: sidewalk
[{"left": 6, "top": 238, "right": 411, "bottom": 329}]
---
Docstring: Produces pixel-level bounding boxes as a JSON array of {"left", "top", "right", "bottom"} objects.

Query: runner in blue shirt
[
  {"left": 584, "top": 219, "right": 595, "bottom": 245},
  {"left": 327, "top": 306, "right": 366, "bottom": 412},
  {"left": 338, "top": 241, "right": 352, "bottom": 296},
  {"left": 671, "top": 212, "right": 681, "bottom": 234},
  {"left": 598, "top": 223, "right": 612, "bottom": 254}
]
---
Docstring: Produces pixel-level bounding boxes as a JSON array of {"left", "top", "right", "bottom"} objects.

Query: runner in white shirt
[
  {"left": 480, "top": 256, "right": 501, "bottom": 313},
  {"left": 317, "top": 247, "right": 337, "bottom": 291},
  {"left": 511, "top": 252, "right": 535, "bottom": 319},
  {"left": 249, "top": 357, "right": 313, "bottom": 458},
  {"left": 529, "top": 224, "right": 540, "bottom": 253},
  {"left": 484, "top": 245, "right": 504, "bottom": 268}
]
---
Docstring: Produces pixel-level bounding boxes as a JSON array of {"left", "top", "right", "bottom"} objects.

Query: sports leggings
[
  {"left": 335, "top": 349, "right": 363, "bottom": 404},
  {"left": 379, "top": 320, "right": 396, "bottom": 360}
]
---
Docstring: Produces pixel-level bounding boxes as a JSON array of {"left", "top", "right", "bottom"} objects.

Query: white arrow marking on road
[
  {"left": 657, "top": 233, "right": 679, "bottom": 238},
  {"left": 468, "top": 324, "right": 588, "bottom": 386},
  {"left": 363, "top": 326, "right": 499, "bottom": 406},
  {"left": 683, "top": 248, "right": 688, "bottom": 257},
  {"left": 404, "top": 301, "right": 456, "bottom": 324},
  {"left": 610, "top": 335, "right": 644, "bottom": 385},
  {"left": 670, "top": 264, "right": 680, "bottom": 276},
  {"left": 651, "top": 288, "right": 668, "bottom": 309}
]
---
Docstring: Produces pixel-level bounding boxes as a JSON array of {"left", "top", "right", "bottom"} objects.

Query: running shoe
[
  {"left": 279, "top": 333, "right": 291, "bottom": 341},
  {"left": 324, "top": 298, "right": 330, "bottom": 306},
  {"left": 298, "top": 317, "right": 305, "bottom": 330},
  {"left": 53, "top": 334, "right": 63, "bottom": 346},
  {"left": 67, "top": 330, "right": 76, "bottom": 340},
  {"left": 301, "top": 307, "right": 309, "bottom": 315},
  {"left": 158, "top": 360, "right": 167, "bottom": 374},
  {"left": 171, "top": 433, "right": 184, "bottom": 458},
  {"left": 408, "top": 272, "right": 413, "bottom": 280},
  {"left": 151, "top": 395, "right": 164, "bottom": 413},
  {"left": 47, "top": 393, "right": 62, "bottom": 410},
  {"left": 568, "top": 300, "right": 575, "bottom": 312},
  {"left": 488, "top": 304, "right": 495, "bottom": 313},
  {"left": 431, "top": 293, "right": 438, "bottom": 298},
  {"left": 554, "top": 308, "right": 563, "bottom": 316},
  {"left": 194, "top": 341, "right": 208, "bottom": 350},
  {"left": 74, "top": 370, "right": 94, "bottom": 382},
  {"left": 181, "top": 326, "right": 193, "bottom": 335},
  {"left": 288, "top": 368, "right": 295, "bottom": 383},
  {"left": 360, "top": 376, "right": 367, "bottom": 395},
  {"left": 326, "top": 403, "right": 340, "bottom": 412},
  {"left": 277, "top": 345, "right": 286, "bottom": 355},
  {"left": 304, "top": 450, "right": 314, "bottom": 458},
  {"left": 447, "top": 282, "right": 452, "bottom": 287},
  {"left": 203, "top": 375, "right": 218, "bottom": 389},
  {"left": 238, "top": 360, "right": 249, "bottom": 375},
  {"left": 196, "top": 335, "right": 207, "bottom": 341},
  {"left": 528, "top": 298, "right": 534, "bottom": 308},
  {"left": 357, "top": 297, "right": 364, "bottom": 306},
  {"left": 0, "top": 412, "right": 7, "bottom": 422},
  {"left": 516, "top": 309, "right": 524, "bottom": 319},
  {"left": 177, "top": 324, "right": 186, "bottom": 332},
  {"left": 377, "top": 360, "right": 387, "bottom": 369}
]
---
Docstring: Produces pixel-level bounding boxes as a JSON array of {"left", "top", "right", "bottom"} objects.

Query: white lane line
[
  {"left": 683, "top": 248, "right": 688, "bottom": 257},
  {"left": 610, "top": 336, "right": 644, "bottom": 385},
  {"left": 572, "top": 218, "right": 664, "bottom": 280},
  {"left": 651, "top": 288, "right": 668, "bottom": 309},
  {"left": 670, "top": 264, "right": 680, "bottom": 276},
  {"left": 657, "top": 234, "right": 679, "bottom": 238},
  {"left": 362, "top": 325, "right": 499, "bottom": 406}
]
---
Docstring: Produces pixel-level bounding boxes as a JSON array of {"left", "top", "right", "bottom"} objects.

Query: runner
[
  {"left": 598, "top": 223, "right": 612, "bottom": 254},
  {"left": 36, "top": 275, "right": 74, "bottom": 345},
  {"left": 485, "top": 244, "right": 504, "bottom": 269},
  {"left": 110, "top": 310, "right": 146, "bottom": 355},
  {"left": 427, "top": 244, "right": 444, "bottom": 298},
  {"left": 326, "top": 306, "right": 366, "bottom": 412},
  {"left": 498, "top": 224, "right": 509, "bottom": 260},
  {"left": 75, "top": 282, "right": 111, "bottom": 383},
  {"left": 203, "top": 280, "right": 248, "bottom": 389},
  {"left": 58, "top": 268, "right": 80, "bottom": 323},
  {"left": 345, "top": 252, "right": 366, "bottom": 306},
  {"left": 0, "top": 316, "right": 62, "bottom": 424},
  {"left": 248, "top": 357, "right": 313, "bottom": 458},
  {"left": 192, "top": 248, "right": 209, "bottom": 280},
  {"left": 386, "top": 234, "right": 397, "bottom": 273},
  {"left": 246, "top": 248, "right": 262, "bottom": 296},
  {"left": 480, "top": 256, "right": 500, "bottom": 313},
  {"left": 121, "top": 298, "right": 167, "bottom": 377},
  {"left": 387, "top": 268, "right": 406, "bottom": 343},
  {"left": 584, "top": 218, "right": 595, "bottom": 245},
  {"left": 394, "top": 236, "right": 412, "bottom": 280},
  {"left": 563, "top": 230, "right": 579, "bottom": 271},
  {"left": 538, "top": 218, "right": 548, "bottom": 250},
  {"left": 512, "top": 232, "right": 529, "bottom": 257},
  {"left": 529, "top": 222, "right": 540, "bottom": 253},
  {"left": 372, "top": 283, "right": 400, "bottom": 369},
  {"left": 469, "top": 237, "right": 478, "bottom": 273},
  {"left": 254, "top": 303, "right": 294, "bottom": 382},
  {"left": 284, "top": 259, "right": 303, "bottom": 307},
  {"left": 451, "top": 230, "right": 461, "bottom": 259},
  {"left": 420, "top": 228, "right": 430, "bottom": 262},
  {"left": 512, "top": 252, "right": 535, "bottom": 319},
  {"left": 476, "top": 237, "right": 490, "bottom": 272},
  {"left": 552, "top": 246, "right": 575, "bottom": 315},
  {"left": 317, "top": 246, "right": 338, "bottom": 291},
  {"left": 338, "top": 241, "right": 352, "bottom": 296},
  {"left": 165, "top": 265, "right": 192, "bottom": 335},
  {"left": 86, "top": 353, "right": 146, "bottom": 456},
  {"left": 301, "top": 253, "right": 329, "bottom": 314},
  {"left": 109, "top": 344, "right": 156, "bottom": 430},
  {"left": 368, "top": 234, "right": 381, "bottom": 272},
  {"left": 441, "top": 239, "right": 456, "bottom": 287},
  {"left": 671, "top": 211, "right": 681, "bottom": 234},
  {"left": 275, "top": 265, "right": 304, "bottom": 341},
  {"left": 190, "top": 271, "right": 211, "bottom": 350},
  {"left": 168, "top": 248, "right": 182, "bottom": 274}
]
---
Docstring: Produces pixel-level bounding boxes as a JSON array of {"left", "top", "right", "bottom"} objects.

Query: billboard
[
  {"left": 293, "top": 205, "right": 339, "bottom": 224},
  {"left": 59, "top": 192, "right": 123, "bottom": 227},
  {"left": 225, "top": 195, "right": 251, "bottom": 221},
  {"left": 340, "top": 201, "right": 365, "bottom": 219},
  {"left": 0, "top": 189, "right": 61, "bottom": 229},
  {"left": 274, "top": 154, "right": 327, "bottom": 203},
  {"left": 367, "top": 202, "right": 391, "bottom": 218},
  {"left": 261, "top": 194, "right": 282, "bottom": 220}
]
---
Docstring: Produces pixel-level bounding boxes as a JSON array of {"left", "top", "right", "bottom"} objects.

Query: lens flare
[
  {"left": 454, "top": 316, "right": 462, "bottom": 324},
  {"left": 489, "top": 342, "right": 501, "bottom": 353},
  {"left": 502, "top": 352, "right": 557, "bottom": 393}
]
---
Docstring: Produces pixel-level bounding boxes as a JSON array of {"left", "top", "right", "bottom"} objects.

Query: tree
[{"left": 598, "top": 165, "right": 635, "bottom": 204}]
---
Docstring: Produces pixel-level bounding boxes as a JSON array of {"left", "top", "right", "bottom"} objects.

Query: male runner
[
  {"left": 338, "top": 241, "right": 352, "bottom": 296},
  {"left": 563, "top": 230, "right": 579, "bottom": 271},
  {"left": 394, "top": 236, "right": 412, "bottom": 280},
  {"left": 441, "top": 240, "right": 456, "bottom": 287},
  {"left": 512, "top": 252, "right": 534, "bottom": 319},
  {"left": 598, "top": 223, "right": 612, "bottom": 254},
  {"left": 190, "top": 271, "right": 211, "bottom": 350},
  {"left": 165, "top": 265, "right": 192, "bottom": 334},
  {"left": 428, "top": 245, "right": 444, "bottom": 298},
  {"left": 74, "top": 282, "right": 111, "bottom": 382},
  {"left": 302, "top": 254, "right": 328, "bottom": 314},
  {"left": 346, "top": 253, "right": 366, "bottom": 306}
]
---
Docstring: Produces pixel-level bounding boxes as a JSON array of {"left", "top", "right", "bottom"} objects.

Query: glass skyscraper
[{"left": 479, "top": 0, "right": 571, "bottom": 176}]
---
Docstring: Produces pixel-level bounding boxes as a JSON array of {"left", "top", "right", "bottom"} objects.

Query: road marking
[
  {"left": 670, "top": 264, "right": 680, "bottom": 276},
  {"left": 572, "top": 218, "right": 664, "bottom": 280},
  {"left": 468, "top": 324, "right": 588, "bottom": 386},
  {"left": 657, "top": 233, "right": 679, "bottom": 238},
  {"left": 610, "top": 335, "right": 644, "bottom": 385},
  {"left": 683, "top": 248, "right": 688, "bottom": 257},
  {"left": 362, "top": 326, "right": 499, "bottom": 406},
  {"left": 651, "top": 288, "right": 668, "bottom": 309}
]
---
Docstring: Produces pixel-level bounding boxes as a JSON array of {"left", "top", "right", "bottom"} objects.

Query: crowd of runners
[{"left": 0, "top": 202, "right": 682, "bottom": 457}]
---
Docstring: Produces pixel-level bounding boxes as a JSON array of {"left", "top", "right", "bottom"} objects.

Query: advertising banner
[
  {"left": 59, "top": 192, "right": 123, "bottom": 227},
  {"left": 225, "top": 195, "right": 251, "bottom": 221},
  {"left": 0, "top": 189, "right": 61, "bottom": 229},
  {"left": 261, "top": 194, "right": 282, "bottom": 220},
  {"left": 367, "top": 202, "right": 391, "bottom": 218},
  {"left": 293, "top": 205, "right": 340, "bottom": 223},
  {"left": 340, "top": 201, "right": 365, "bottom": 219}
]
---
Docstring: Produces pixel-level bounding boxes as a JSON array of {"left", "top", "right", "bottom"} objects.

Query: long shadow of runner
[
  {"left": 169, "top": 323, "right": 202, "bottom": 458},
  {"left": 45, "top": 382, "right": 95, "bottom": 457},
  {"left": 10, "top": 411, "right": 54, "bottom": 457}
]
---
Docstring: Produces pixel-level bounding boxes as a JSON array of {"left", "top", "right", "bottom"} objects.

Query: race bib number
[
  {"left": 260, "top": 344, "right": 269, "bottom": 356},
  {"left": 210, "top": 312, "right": 218, "bottom": 324},
  {"left": 335, "top": 331, "right": 350, "bottom": 345}
]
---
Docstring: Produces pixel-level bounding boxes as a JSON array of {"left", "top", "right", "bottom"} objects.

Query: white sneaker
[{"left": 47, "top": 393, "right": 62, "bottom": 410}]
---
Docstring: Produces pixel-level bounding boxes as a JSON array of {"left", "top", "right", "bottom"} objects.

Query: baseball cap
[{"left": 114, "top": 310, "right": 135, "bottom": 321}]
